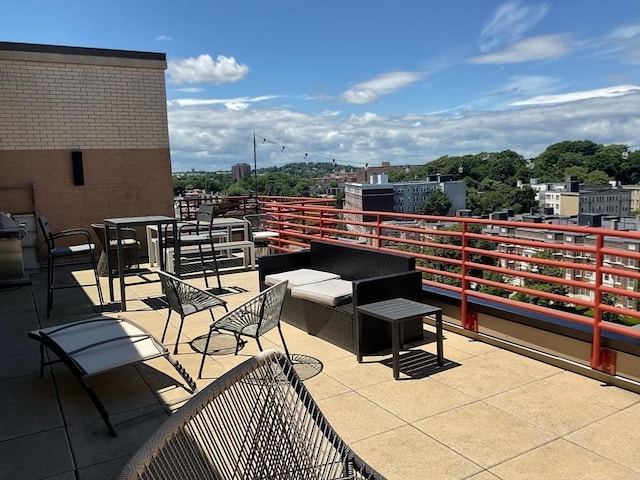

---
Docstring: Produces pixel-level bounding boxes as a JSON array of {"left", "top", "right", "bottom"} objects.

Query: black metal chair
[
  {"left": 165, "top": 204, "right": 223, "bottom": 290},
  {"left": 157, "top": 270, "right": 228, "bottom": 354},
  {"left": 118, "top": 350, "right": 386, "bottom": 479},
  {"left": 198, "top": 280, "right": 289, "bottom": 378},
  {"left": 37, "top": 215, "right": 103, "bottom": 317}
]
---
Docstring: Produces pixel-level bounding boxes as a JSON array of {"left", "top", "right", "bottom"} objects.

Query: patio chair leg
[
  {"left": 198, "top": 328, "right": 214, "bottom": 379},
  {"left": 46, "top": 257, "right": 54, "bottom": 317},
  {"left": 35, "top": 332, "right": 117, "bottom": 437},
  {"left": 161, "top": 310, "right": 172, "bottom": 343},
  {"left": 39, "top": 343, "right": 45, "bottom": 377},
  {"left": 197, "top": 245, "right": 210, "bottom": 288},
  {"left": 277, "top": 324, "right": 292, "bottom": 360},
  {"left": 211, "top": 249, "right": 222, "bottom": 292},
  {"left": 82, "top": 377, "right": 117, "bottom": 437},
  {"left": 174, "top": 314, "right": 187, "bottom": 354},
  {"left": 89, "top": 250, "right": 104, "bottom": 309},
  {"left": 235, "top": 333, "right": 244, "bottom": 355}
]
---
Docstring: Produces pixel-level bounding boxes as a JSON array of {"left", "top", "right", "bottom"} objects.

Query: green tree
[
  {"left": 418, "top": 189, "right": 451, "bottom": 216},
  {"left": 507, "top": 185, "right": 538, "bottom": 214},
  {"left": 478, "top": 270, "right": 512, "bottom": 298},
  {"left": 584, "top": 170, "right": 611, "bottom": 185},
  {"left": 512, "top": 250, "right": 569, "bottom": 309},
  {"left": 417, "top": 223, "right": 497, "bottom": 288}
]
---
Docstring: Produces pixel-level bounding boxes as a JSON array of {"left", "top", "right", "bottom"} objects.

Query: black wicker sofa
[{"left": 258, "top": 240, "right": 424, "bottom": 356}]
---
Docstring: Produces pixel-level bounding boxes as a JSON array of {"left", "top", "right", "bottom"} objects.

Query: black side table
[{"left": 356, "top": 298, "right": 443, "bottom": 379}]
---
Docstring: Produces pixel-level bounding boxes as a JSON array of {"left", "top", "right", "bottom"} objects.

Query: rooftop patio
[{"left": 1, "top": 259, "right": 639, "bottom": 480}]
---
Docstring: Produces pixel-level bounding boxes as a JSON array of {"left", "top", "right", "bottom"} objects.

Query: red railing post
[
  {"left": 460, "top": 219, "right": 476, "bottom": 331},
  {"left": 591, "top": 233, "right": 604, "bottom": 370}
]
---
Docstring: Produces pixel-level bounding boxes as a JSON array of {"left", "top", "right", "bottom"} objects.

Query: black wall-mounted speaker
[{"left": 72, "top": 151, "right": 84, "bottom": 186}]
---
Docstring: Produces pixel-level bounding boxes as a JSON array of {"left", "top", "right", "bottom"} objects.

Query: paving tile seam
[
  {"left": 475, "top": 351, "right": 563, "bottom": 382},
  {"left": 561, "top": 436, "right": 640, "bottom": 474},
  {"left": 482, "top": 395, "right": 617, "bottom": 439},
  {"left": 477, "top": 436, "right": 564, "bottom": 471},
  {"left": 400, "top": 422, "right": 489, "bottom": 474}
]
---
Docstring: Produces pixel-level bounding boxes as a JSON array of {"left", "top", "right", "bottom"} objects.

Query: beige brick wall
[
  {"left": 0, "top": 43, "right": 174, "bottom": 263},
  {"left": 0, "top": 54, "right": 169, "bottom": 150}
]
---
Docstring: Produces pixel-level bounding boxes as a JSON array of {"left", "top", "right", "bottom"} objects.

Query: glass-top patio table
[{"left": 104, "top": 215, "right": 177, "bottom": 311}]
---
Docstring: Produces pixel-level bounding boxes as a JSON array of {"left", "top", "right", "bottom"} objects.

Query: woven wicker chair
[
  {"left": 157, "top": 270, "right": 228, "bottom": 354},
  {"left": 198, "top": 280, "right": 289, "bottom": 378},
  {"left": 118, "top": 350, "right": 385, "bottom": 480},
  {"left": 91, "top": 223, "right": 140, "bottom": 276}
]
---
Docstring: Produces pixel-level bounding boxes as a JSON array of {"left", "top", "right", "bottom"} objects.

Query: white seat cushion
[
  {"left": 253, "top": 231, "right": 279, "bottom": 241},
  {"left": 290, "top": 279, "right": 353, "bottom": 306},
  {"left": 264, "top": 268, "right": 340, "bottom": 289}
]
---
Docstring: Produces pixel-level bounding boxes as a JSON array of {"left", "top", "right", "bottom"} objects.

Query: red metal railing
[
  {"left": 261, "top": 201, "right": 640, "bottom": 376},
  {"left": 174, "top": 195, "right": 333, "bottom": 220}
]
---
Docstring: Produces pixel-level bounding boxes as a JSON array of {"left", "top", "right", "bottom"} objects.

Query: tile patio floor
[{"left": 1, "top": 262, "right": 639, "bottom": 480}]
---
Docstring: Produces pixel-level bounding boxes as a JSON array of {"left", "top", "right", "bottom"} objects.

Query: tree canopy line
[{"left": 173, "top": 140, "right": 639, "bottom": 217}]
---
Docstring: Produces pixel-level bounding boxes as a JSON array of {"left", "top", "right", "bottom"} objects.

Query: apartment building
[{"left": 527, "top": 176, "right": 631, "bottom": 217}]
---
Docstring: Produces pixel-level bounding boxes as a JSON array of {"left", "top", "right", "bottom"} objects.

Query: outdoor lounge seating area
[
  {"left": 259, "top": 240, "right": 425, "bottom": 354},
  {"left": 2, "top": 259, "right": 640, "bottom": 479}
]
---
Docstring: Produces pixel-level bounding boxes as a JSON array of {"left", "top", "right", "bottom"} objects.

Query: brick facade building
[{"left": 0, "top": 42, "right": 174, "bottom": 261}]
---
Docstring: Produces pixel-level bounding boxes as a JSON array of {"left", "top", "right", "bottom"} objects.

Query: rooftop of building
[{"left": 2, "top": 259, "right": 639, "bottom": 479}]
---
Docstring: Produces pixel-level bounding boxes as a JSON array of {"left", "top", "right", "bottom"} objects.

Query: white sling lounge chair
[{"left": 29, "top": 315, "right": 197, "bottom": 437}]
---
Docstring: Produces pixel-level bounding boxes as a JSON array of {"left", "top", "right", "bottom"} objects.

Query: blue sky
[{"left": 2, "top": 0, "right": 639, "bottom": 172}]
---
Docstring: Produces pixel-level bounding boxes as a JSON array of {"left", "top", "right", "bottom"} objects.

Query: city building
[
  {"left": 393, "top": 174, "right": 466, "bottom": 215},
  {"left": 343, "top": 173, "right": 467, "bottom": 243},
  {"left": 231, "top": 163, "right": 251, "bottom": 180},
  {"left": 345, "top": 173, "right": 466, "bottom": 217},
  {"left": 524, "top": 177, "right": 632, "bottom": 217},
  {"left": 622, "top": 184, "right": 640, "bottom": 214}
]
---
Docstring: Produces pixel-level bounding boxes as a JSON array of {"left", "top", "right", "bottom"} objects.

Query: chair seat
[
  {"left": 157, "top": 270, "right": 228, "bottom": 355},
  {"left": 181, "top": 295, "right": 226, "bottom": 316},
  {"left": 31, "top": 316, "right": 169, "bottom": 376},
  {"left": 166, "top": 231, "right": 227, "bottom": 246},
  {"left": 253, "top": 231, "right": 279, "bottom": 242},
  {"left": 50, "top": 243, "right": 96, "bottom": 257},
  {"left": 107, "top": 238, "right": 139, "bottom": 248}
]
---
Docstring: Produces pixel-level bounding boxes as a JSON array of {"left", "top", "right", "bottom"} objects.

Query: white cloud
[
  {"left": 480, "top": 1, "right": 550, "bottom": 52},
  {"left": 511, "top": 84, "right": 640, "bottom": 106},
  {"left": 167, "top": 54, "right": 249, "bottom": 85},
  {"left": 469, "top": 34, "right": 572, "bottom": 64},
  {"left": 340, "top": 71, "right": 426, "bottom": 104},
  {"left": 156, "top": 34, "right": 172, "bottom": 42},
  {"left": 174, "top": 87, "right": 203, "bottom": 93},
  {"left": 166, "top": 89, "right": 640, "bottom": 172},
  {"left": 169, "top": 95, "right": 280, "bottom": 110}
]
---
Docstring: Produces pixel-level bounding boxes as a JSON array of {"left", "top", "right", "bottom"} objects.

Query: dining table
[{"left": 104, "top": 215, "right": 177, "bottom": 311}]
